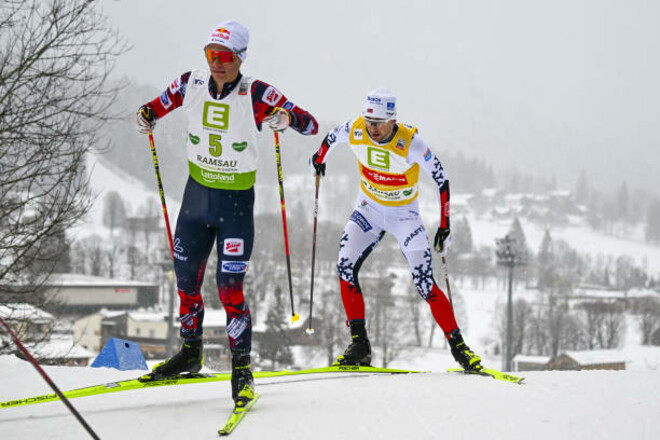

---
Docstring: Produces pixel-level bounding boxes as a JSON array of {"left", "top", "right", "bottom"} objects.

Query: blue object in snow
[{"left": 91, "top": 337, "right": 148, "bottom": 370}]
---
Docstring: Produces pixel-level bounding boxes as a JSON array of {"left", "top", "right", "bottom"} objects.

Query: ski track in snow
[{"left": 1, "top": 356, "right": 659, "bottom": 440}]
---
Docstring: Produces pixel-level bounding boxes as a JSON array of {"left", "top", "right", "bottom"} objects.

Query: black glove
[
  {"left": 433, "top": 225, "right": 451, "bottom": 253},
  {"left": 135, "top": 106, "right": 157, "bottom": 134},
  {"left": 310, "top": 152, "right": 326, "bottom": 176}
]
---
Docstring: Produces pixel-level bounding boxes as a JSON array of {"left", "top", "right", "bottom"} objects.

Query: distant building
[
  {"left": 96, "top": 310, "right": 231, "bottom": 366},
  {"left": 513, "top": 354, "right": 550, "bottom": 371},
  {"left": 0, "top": 303, "right": 95, "bottom": 366},
  {"left": 43, "top": 273, "right": 159, "bottom": 314},
  {"left": 21, "top": 339, "right": 96, "bottom": 367},
  {"left": 2, "top": 274, "right": 158, "bottom": 317},
  {"left": 74, "top": 309, "right": 126, "bottom": 353},
  {"left": 547, "top": 350, "right": 627, "bottom": 371},
  {"left": 0, "top": 274, "right": 159, "bottom": 316},
  {"left": 0, "top": 303, "right": 55, "bottom": 342},
  {"left": 99, "top": 310, "right": 171, "bottom": 359}
]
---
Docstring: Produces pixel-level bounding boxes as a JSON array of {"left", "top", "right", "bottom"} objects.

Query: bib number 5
[{"left": 209, "top": 134, "right": 222, "bottom": 157}]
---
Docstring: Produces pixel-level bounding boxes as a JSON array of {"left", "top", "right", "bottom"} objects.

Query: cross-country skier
[
  {"left": 135, "top": 20, "right": 318, "bottom": 406},
  {"left": 309, "top": 88, "right": 482, "bottom": 371}
]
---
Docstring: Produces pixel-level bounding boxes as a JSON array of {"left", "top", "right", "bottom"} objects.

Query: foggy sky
[{"left": 101, "top": 0, "right": 660, "bottom": 195}]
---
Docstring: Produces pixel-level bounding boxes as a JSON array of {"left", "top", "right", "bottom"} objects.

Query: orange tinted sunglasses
[{"left": 204, "top": 47, "right": 238, "bottom": 63}]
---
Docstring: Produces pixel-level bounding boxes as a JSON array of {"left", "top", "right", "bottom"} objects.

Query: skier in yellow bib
[{"left": 310, "top": 88, "right": 482, "bottom": 371}]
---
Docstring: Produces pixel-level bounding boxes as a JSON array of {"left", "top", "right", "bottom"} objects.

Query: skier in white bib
[
  {"left": 135, "top": 20, "right": 318, "bottom": 406},
  {"left": 310, "top": 88, "right": 482, "bottom": 371}
]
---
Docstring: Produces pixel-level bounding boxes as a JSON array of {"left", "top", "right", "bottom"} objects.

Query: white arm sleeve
[
  {"left": 408, "top": 133, "right": 449, "bottom": 220},
  {"left": 318, "top": 119, "right": 353, "bottom": 163}
]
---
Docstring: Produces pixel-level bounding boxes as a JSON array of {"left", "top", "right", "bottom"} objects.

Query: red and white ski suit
[{"left": 314, "top": 117, "right": 458, "bottom": 336}]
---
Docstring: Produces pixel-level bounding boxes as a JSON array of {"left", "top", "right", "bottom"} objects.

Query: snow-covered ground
[{"left": 1, "top": 354, "right": 659, "bottom": 440}]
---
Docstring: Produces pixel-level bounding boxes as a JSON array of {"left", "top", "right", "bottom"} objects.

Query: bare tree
[
  {"left": 579, "top": 301, "right": 606, "bottom": 349},
  {"left": 407, "top": 289, "right": 423, "bottom": 346},
  {"left": 106, "top": 235, "right": 121, "bottom": 278},
  {"left": 363, "top": 269, "right": 409, "bottom": 368},
  {"left": 635, "top": 297, "right": 660, "bottom": 345},
  {"left": 314, "top": 287, "right": 346, "bottom": 366},
  {"left": 526, "top": 303, "right": 549, "bottom": 356},
  {"left": 598, "top": 301, "right": 626, "bottom": 349},
  {"left": 0, "top": 0, "right": 125, "bottom": 295},
  {"left": 577, "top": 300, "right": 626, "bottom": 350}
]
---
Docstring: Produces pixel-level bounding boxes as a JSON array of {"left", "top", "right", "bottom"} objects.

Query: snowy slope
[
  {"left": 69, "top": 154, "right": 181, "bottom": 241},
  {"left": 1, "top": 355, "right": 659, "bottom": 440},
  {"left": 79, "top": 151, "right": 660, "bottom": 276}
]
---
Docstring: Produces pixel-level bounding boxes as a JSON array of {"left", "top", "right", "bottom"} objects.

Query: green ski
[
  {"left": 448, "top": 367, "right": 525, "bottom": 384},
  {"left": 1, "top": 365, "right": 427, "bottom": 409}
]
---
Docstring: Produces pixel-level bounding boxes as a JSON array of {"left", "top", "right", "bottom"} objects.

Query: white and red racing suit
[{"left": 314, "top": 116, "right": 458, "bottom": 336}]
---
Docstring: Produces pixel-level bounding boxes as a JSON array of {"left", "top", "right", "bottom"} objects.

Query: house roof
[
  {"left": 563, "top": 350, "right": 627, "bottom": 365},
  {"left": 24, "top": 340, "right": 96, "bottom": 359},
  {"left": 0, "top": 303, "right": 54, "bottom": 324},
  {"left": 46, "top": 273, "right": 156, "bottom": 287},
  {"left": 513, "top": 354, "right": 550, "bottom": 364}
]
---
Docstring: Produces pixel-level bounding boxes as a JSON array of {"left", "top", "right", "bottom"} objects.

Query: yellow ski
[{"left": 218, "top": 387, "right": 259, "bottom": 436}]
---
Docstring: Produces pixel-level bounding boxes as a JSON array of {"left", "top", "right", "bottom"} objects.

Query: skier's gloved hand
[
  {"left": 263, "top": 107, "right": 290, "bottom": 132},
  {"left": 136, "top": 106, "right": 157, "bottom": 134},
  {"left": 309, "top": 152, "right": 326, "bottom": 177},
  {"left": 434, "top": 225, "right": 451, "bottom": 253}
]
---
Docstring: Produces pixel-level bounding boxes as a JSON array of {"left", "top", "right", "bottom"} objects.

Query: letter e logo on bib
[
  {"left": 203, "top": 102, "right": 229, "bottom": 130},
  {"left": 367, "top": 147, "right": 390, "bottom": 170}
]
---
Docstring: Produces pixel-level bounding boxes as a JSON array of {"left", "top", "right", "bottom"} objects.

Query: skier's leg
[
  {"left": 212, "top": 188, "right": 256, "bottom": 402},
  {"left": 388, "top": 207, "right": 457, "bottom": 331},
  {"left": 393, "top": 208, "right": 482, "bottom": 370},
  {"left": 214, "top": 188, "right": 255, "bottom": 355},
  {"left": 172, "top": 180, "right": 216, "bottom": 341},
  {"left": 334, "top": 208, "right": 384, "bottom": 365},
  {"left": 144, "top": 179, "right": 215, "bottom": 379}
]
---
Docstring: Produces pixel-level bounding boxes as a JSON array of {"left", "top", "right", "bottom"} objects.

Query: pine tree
[
  {"left": 645, "top": 201, "right": 660, "bottom": 243},
  {"left": 260, "top": 285, "right": 294, "bottom": 369},
  {"left": 617, "top": 181, "right": 630, "bottom": 222},
  {"left": 452, "top": 216, "right": 474, "bottom": 255},
  {"left": 575, "top": 169, "right": 589, "bottom": 205},
  {"left": 103, "top": 191, "right": 127, "bottom": 237},
  {"left": 508, "top": 218, "right": 528, "bottom": 258},
  {"left": 537, "top": 229, "right": 553, "bottom": 290}
]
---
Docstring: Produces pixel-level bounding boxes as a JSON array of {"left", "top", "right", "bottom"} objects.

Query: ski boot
[
  {"left": 231, "top": 352, "right": 256, "bottom": 407},
  {"left": 448, "top": 329, "right": 482, "bottom": 371},
  {"left": 333, "top": 320, "right": 372, "bottom": 366},
  {"left": 139, "top": 338, "right": 204, "bottom": 381}
]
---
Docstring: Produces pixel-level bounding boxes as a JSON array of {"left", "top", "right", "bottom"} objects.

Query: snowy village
[{"left": 2, "top": 1, "right": 660, "bottom": 439}]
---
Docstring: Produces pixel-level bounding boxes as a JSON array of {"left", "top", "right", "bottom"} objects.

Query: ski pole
[
  {"left": 148, "top": 131, "right": 175, "bottom": 260},
  {"left": 273, "top": 131, "right": 299, "bottom": 324},
  {"left": 306, "top": 172, "right": 321, "bottom": 335},
  {"left": 440, "top": 254, "right": 454, "bottom": 309},
  {"left": 0, "top": 317, "right": 100, "bottom": 440}
]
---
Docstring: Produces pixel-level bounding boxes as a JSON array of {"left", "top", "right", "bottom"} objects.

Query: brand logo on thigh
[
  {"left": 221, "top": 261, "right": 249, "bottom": 273},
  {"left": 350, "top": 210, "right": 372, "bottom": 232},
  {"left": 404, "top": 225, "right": 425, "bottom": 247},
  {"left": 223, "top": 238, "right": 244, "bottom": 256}
]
